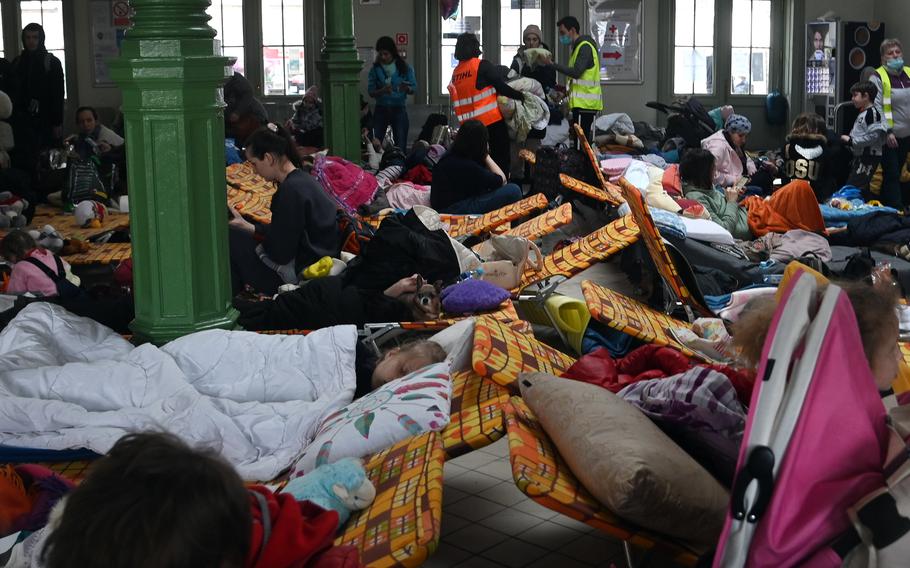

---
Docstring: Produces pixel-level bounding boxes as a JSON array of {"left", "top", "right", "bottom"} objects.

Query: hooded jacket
[
  {"left": 12, "top": 24, "right": 64, "bottom": 129},
  {"left": 779, "top": 133, "right": 837, "bottom": 202},
  {"left": 701, "top": 130, "right": 757, "bottom": 188}
]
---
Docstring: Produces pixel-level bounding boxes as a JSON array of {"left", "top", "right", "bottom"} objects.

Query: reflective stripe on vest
[
  {"left": 567, "top": 40, "right": 603, "bottom": 111},
  {"left": 876, "top": 65, "right": 910, "bottom": 128},
  {"left": 449, "top": 58, "right": 504, "bottom": 126}
]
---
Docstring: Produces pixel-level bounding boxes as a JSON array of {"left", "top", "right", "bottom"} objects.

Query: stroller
[
  {"left": 646, "top": 97, "right": 716, "bottom": 150},
  {"left": 713, "top": 271, "right": 899, "bottom": 567}
]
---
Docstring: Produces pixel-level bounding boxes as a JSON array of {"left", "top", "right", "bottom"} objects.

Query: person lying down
[{"left": 0, "top": 302, "right": 446, "bottom": 481}]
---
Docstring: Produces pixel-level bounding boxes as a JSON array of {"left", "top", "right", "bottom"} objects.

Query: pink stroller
[{"left": 713, "top": 271, "right": 891, "bottom": 567}]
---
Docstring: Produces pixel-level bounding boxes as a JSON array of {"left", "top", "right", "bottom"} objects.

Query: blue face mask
[
  {"left": 887, "top": 58, "right": 905, "bottom": 72},
  {"left": 559, "top": 34, "right": 571, "bottom": 45}
]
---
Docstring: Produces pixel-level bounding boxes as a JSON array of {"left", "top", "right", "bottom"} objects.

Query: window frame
[
  {"left": 207, "top": 0, "right": 246, "bottom": 76},
  {"left": 659, "top": 0, "right": 787, "bottom": 109}
]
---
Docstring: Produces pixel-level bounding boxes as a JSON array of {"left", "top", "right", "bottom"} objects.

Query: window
[
  {"left": 19, "top": 0, "right": 65, "bottom": 96},
  {"left": 261, "top": 0, "right": 306, "bottom": 96},
  {"left": 207, "top": 0, "right": 245, "bottom": 74},
  {"left": 673, "top": 0, "right": 714, "bottom": 95},
  {"left": 440, "top": 0, "right": 483, "bottom": 95},
  {"left": 730, "top": 0, "right": 771, "bottom": 95},
  {"left": 499, "top": 0, "right": 541, "bottom": 71}
]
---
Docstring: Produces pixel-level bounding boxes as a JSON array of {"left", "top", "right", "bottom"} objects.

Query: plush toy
[
  {"left": 0, "top": 90, "right": 14, "bottom": 169},
  {"left": 74, "top": 200, "right": 107, "bottom": 228},
  {"left": 28, "top": 225, "right": 64, "bottom": 254},
  {"left": 281, "top": 458, "right": 375, "bottom": 529},
  {"left": 0, "top": 191, "right": 27, "bottom": 228}
]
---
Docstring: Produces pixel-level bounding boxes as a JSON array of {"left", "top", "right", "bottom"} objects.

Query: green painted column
[
  {"left": 318, "top": 0, "right": 363, "bottom": 162},
  {"left": 109, "top": 0, "right": 238, "bottom": 344}
]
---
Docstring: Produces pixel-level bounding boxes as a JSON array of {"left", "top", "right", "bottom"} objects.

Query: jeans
[
  {"left": 442, "top": 183, "right": 523, "bottom": 215},
  {"left": 373, "top": 105, "right": 409, "bottom": 152},
  {"left": 880, "top": 136, "right": 910, "bottom": 208}
]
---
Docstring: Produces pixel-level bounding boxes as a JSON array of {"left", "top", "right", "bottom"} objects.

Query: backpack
[
  {"left": 64, "top": 158, "right": 107, "bottom": 205},
  {"left": 336, "top": 209, "right": 375, "bottom": 256},
  {"left": 22, "top": 255, "right": 83, "bottom": 299}
]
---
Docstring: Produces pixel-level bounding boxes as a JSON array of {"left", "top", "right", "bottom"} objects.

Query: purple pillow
[{"left": 441, "top": 279, "right": 509, "bottom": 314}]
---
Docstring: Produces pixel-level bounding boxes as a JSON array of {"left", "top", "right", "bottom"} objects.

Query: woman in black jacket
[{"left": 779, "top": 112, "right": 839, "bottom": 202}]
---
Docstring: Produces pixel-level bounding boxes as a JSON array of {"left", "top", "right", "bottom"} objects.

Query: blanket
[
  {"left": 0, "top": 304, "right": 357, "bottom": 481},
  {"left": 742, "top": 179, "right": 826, "bottom": 237}
]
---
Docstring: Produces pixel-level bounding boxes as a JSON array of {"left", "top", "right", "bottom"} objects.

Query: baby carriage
[{"left": 646, "top": 97, "right": 716, "bottom": 150}]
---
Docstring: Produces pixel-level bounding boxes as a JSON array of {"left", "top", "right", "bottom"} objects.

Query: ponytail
[{"left": 244, "top": 123, "right": 301, "bottom": 169}]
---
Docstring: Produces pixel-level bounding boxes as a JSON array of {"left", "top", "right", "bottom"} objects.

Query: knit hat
[
  {"left": 724, "top": 114, "right": 752, "bottom": 134},
  {"left": 523, "top": 25, "right": 542, "bottom": 43}
]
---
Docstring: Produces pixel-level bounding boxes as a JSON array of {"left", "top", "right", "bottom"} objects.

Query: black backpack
[{"left": 23, "top": 255, "right": 83, "bottom": 299}]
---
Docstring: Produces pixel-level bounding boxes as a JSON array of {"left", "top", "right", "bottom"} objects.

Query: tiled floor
[{"left": 424, "top": 438, "right": 683, "bottom": 568}]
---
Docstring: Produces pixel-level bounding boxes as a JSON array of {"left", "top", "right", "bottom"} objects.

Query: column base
[{"left": 131, "top": 308, "right": 240, "bottom": 345}]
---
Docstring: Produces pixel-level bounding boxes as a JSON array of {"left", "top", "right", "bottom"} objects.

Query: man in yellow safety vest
[
  {"left": 543, "top": 16, "right": 603, "bottom": 143},
  {"left": 870, "top": 37, "right": 910, "bottom": 209}
]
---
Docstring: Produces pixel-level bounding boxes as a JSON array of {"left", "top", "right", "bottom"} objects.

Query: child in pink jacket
[{"left": 1, "top": 230, "right": 74, "bottom": 297}]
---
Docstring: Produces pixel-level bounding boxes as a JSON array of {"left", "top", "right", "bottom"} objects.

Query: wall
[
  {"left": 71, "top": 0, "right": 122, "bottom": 120},
  {"left": 353, "top": 0, "right": 415, "bottom": 94},
  {"left": 874, "top": 0, "right": 909, "bottom": 45}
]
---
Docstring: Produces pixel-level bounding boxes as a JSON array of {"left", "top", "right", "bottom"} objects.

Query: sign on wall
[
  {"left": 91, "top": 0, "right": 132, "bottom": 86},
  {"left": 587, "top": 0, "right": 643, "bottom": 84}
]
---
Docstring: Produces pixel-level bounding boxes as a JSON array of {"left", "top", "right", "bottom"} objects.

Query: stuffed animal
[
  {"left": 28, "top": 225, "right": 64, "bottom": 254},
  {"left": 281, "top": 458, "right": 375, "bottom": 530},
  {"left": 0, "top": 90, "right": 14, "bottom": 169},
  {"left": 74, "top": 200, "right": 107, "bottom": 228},
  {"left": 0, "top": 190, "right": 27, "bottom": 228}
]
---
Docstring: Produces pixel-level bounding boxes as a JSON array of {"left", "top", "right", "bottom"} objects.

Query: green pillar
[
  {"left": 109, "top": 0, "right": 238, "bottom": 344},
  {"left": 318, "top": 0, "right": 363, "bottom": 162}
]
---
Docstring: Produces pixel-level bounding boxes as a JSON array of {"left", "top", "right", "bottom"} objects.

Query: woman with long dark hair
[
  {"left": 367, "top": 36, "right": 416, "bottom": 152},
  {"left": 430, "top": 119, "right": 522, "bottom": 214},
  {"left": 228, "top": 123, "right": 341, "bottom": 294}
]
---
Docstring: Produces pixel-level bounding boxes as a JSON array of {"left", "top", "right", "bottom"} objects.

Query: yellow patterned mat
[
  {"left": 441, "top": 193, "right": 549, "bottom": 238},
  {"left": 62, "top": 242, "right": 132, "bottom": 265},
  {"left": 504, "top": 397, "right": 699, "bottom": 566},
  {"left": 5, "top": 204, "right": 131, "bottom": 241},
  {"left": 471, "top": 203, "right": 572, "bottom": 253},
  {"left": 518, "top": 149, "right": 536, "bottom": 165},
  {"left": 516, "top": 214, "right": 639, "bottom": 293},
  {"left": 442, "top": 371, "right": 510, "bottom": 459},
  {"left": 472, "top": 316, "right": 576, "bottom": 392},
  {"left": 582, "top": 280, "right": 702, "bottom": 360},
  {"left": 573, "top": 122, "right": 624, "bottom": 205},
  {"left": 617, "top": 178, "right": 712, "bottom": 317},
  {"left": 226, "top": 161, "right": 277, "bottom": 225}
]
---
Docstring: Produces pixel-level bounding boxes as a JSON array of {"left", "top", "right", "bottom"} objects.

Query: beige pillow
[{"left": 519, "top": 372, "right": 728, "bottom": 550}]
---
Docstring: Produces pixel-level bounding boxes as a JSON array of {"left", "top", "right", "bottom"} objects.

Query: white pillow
[
  {"left": 430, "top": 318, "right": 475, "bottom": 372},
  {"left": 289, "top": 361, "right": 452, "bottom": 477},
  {"left": 679, "top": 217, "right": 736, "bottom": 245}
]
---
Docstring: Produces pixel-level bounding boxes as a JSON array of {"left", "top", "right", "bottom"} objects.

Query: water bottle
[{"left": 458, "top": 267, "right": 485, "bottom": 282}]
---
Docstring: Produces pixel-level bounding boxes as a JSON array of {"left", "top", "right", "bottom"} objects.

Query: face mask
[
  {"left": 559, "top": 34, "right": 571, "bottom": 45},
  {"left": 887, "top": 58, "right": 905, "bottom": 71}
]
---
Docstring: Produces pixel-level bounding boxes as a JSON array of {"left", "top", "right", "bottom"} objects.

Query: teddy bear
[
  {"left": 281, "top": 458, "right": 376, "bottom": 530},
  {"left": 0, "top": 191, "right": 27, "bottom": 228}
]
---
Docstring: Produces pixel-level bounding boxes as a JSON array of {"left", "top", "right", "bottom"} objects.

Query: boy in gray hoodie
[{"left": 842, "top": 80, "right": 888, "bottom": 197}]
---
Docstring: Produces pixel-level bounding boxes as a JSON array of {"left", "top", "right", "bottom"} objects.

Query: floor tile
[
  {"left": 443, "top": 486, "right": 471, "bottom": 507},
  {"left": 510, "top": 498, "right": 559, "bottom": 520},
  {"left": 446, "top": 470, "right": 503, "bottom": 494},
  {"left": 515, "top": 520, "right": 588, "bottom": 550},
  {"left": 478, "top": 438, "right": 511, "bottom": 458},
  {"left": 560, "top": 533, "right": 622, "bottom": 565},
  {"left": 549, "top": 513, "right": 598, "bottom": 533},
  {"left": 449, "top": 449, "right": 501, "bottom": 469},
  {"left": 445, "top": 495, "right": 507, "bottom": 522},
  {"left": 421, "top": 541, "right": 474, "bottom": 568},
  {"left": 444, "top": 462, "right": 470, "bottom": 480},
  {"left": 444, "top": 523, "right": 510, "bottom": 554},
  {"left": 525, "top": 552, "right": 594, "bottom": 568},
  {"left": 453, "top": 556, "right": 507, "bottom": 568},
  {"left": 441, "top": 513, "right": 473, "bottom": 537},
  {"left": 476, "top": 481, "right": 529, "bottom": 508},
  {"left": 480, "top": 537, "right": 549, "bottom": 568},
  {"left": 473, "top": 458, "right": 515, "bottom": 482},
  {"left": 477, "top": 507, "right": 544, "bottom": 536}
]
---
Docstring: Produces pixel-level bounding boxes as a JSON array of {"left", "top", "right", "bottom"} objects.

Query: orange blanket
[{"left": 743, "top": 180, "right": 826, "bottom": 237}]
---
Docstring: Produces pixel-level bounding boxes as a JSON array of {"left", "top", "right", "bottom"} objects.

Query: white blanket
[{"left": 0, "top": 303, "right": 357, "bottom": 481}]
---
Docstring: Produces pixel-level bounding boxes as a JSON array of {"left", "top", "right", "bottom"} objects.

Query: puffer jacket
[
  {"left": 701, "top": 130, "right": 756, "bottom": 188},
  {"left": 779, "top": 133, "right": 837, "bottom": 202}
]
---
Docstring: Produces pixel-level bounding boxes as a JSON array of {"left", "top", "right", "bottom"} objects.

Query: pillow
[
  {"left": 649, "top": 208, "right": 687, "bottom": 241},
  {"left": 441, "top": 279, "right": 509, "bottom": 314},
  {"left": 662, "top": 164, "right": 682, "bottom": 196},
  {"left": 290, "top": 362, "right": 452, "bottom": 477},
  {"left": 645, "top": 164, "right": 682, "bottom": 213},
  {"left": 519, "top": 372, "right": 728, "bottom": 550},
  {"left": 679, "top": 217, "right": 736, "bottom": 245}
]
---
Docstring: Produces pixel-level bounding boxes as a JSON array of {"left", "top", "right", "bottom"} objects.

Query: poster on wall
[
  {"left": 587, "top": 0, "right": 643, "bottom": 84},
  {"left": 91, "top": 0, "right": 132, "bottom": 86}
]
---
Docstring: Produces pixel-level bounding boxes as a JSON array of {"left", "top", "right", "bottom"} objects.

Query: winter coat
[
  {"left": 701, "top": 130, "right": 756, "bottom": 188},
  {"left": 682, "top": 182, "right": 751, "bottom": 240},
  {"left": 11, "top": 28, "right": 64, "bottom": 130},
  {"left": 779, "top": 133, "right": 838, "bottom": 202}
]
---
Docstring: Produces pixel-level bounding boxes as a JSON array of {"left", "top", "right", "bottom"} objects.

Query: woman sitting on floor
[
  {"left": 680, "top": 148, "right": 827, "bottom": 240},
  {"left": 430, "top": 119, "right": 523, "bottom": 214},
  {"left": 228, "top": 123, "right": 341, "bottom": 295},
  {"left": 701, "top": 114, "right": 774, "bottom": 195}
]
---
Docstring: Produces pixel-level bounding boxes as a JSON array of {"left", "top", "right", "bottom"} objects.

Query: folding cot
[
  {"left": 502, "top": 397, "right": 700, "bottom": 567},
  {"left": 226, "top": 160, "right": 277, "bottom": 224},
  {"left": 616, "top": 177, "right": 713, "bottom": 318},
  {"left": 62, "top": 242, "right": 132, "bottom": 266},
  {"left": 33, "top": 431, "right": 445, "bottom": 568},
  {"left": 0, "top": 204, "right": 130, "bottom": 242}
]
